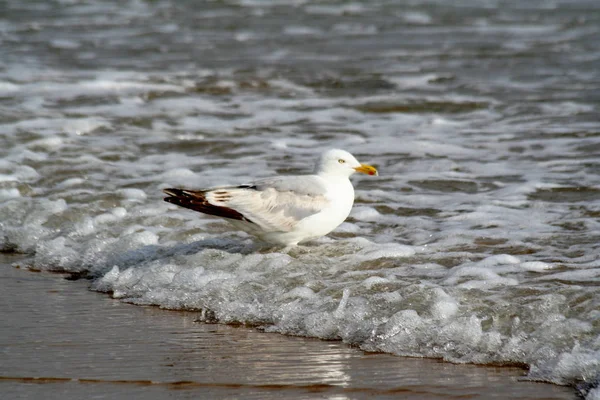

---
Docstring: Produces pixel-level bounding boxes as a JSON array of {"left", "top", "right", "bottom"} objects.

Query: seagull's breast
[
  {"left": 324, "top": 177, "right": 355, "bottom": 214},
  {"left": 293, "top": 177, "right": 355, "bottom": 239}
]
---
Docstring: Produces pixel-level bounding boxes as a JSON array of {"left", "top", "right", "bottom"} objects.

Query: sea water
[{"left": 1, "top": 0, "right": 599, "bottom": 397}]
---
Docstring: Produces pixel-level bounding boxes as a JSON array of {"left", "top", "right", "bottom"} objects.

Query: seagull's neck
[{"left": 318, "top": 172, "right": 355, "bottom": 203}]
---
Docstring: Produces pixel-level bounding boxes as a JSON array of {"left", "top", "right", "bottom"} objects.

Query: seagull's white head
[{"left": 315, "top": 149, "right": 378, "bottom": 177}]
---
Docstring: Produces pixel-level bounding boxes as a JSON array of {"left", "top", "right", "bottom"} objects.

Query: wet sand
[{"left": 0, "top": 254, "right": 576, "bottom": 400}]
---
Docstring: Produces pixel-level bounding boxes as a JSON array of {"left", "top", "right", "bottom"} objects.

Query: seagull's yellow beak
[{"left": 354, "top": 164, "right": 378, "bottom": 176}]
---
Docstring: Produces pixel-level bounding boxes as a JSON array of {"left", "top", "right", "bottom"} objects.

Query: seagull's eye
[{"left": 338, "top": 159, "right": 346, "bottom": 164}]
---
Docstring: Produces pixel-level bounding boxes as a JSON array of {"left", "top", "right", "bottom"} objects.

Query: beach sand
[{"left": 0, "top": 254, "right": 576, "bottom": 400}]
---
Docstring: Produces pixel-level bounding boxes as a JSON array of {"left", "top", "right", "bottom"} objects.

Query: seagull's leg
[{"left": 259, "top": 243, "right": 297, "bottom": 254}]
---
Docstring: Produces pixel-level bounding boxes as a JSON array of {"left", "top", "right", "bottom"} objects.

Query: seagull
[{"left": 163, "top": 149, "right": 377, "bottom": 246}]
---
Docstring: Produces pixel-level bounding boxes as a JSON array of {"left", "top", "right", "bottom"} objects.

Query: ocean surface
[{"left": 1, "top": 0, "right": 599, "bottom": 398}]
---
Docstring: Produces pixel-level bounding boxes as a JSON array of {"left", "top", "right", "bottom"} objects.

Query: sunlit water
[{"left": 1, "top": 0, "right": 599, "bottom": 397}]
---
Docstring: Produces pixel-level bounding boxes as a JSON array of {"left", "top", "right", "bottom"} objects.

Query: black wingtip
[
  {"left": 163, "top": 188, "right": 184, "bottom": 197},
  {"left": 162, "top": 187, "right": 254, "bottom": 224},
  {"left": 162, "top": 188, "right": 201, "bottom": 207}
]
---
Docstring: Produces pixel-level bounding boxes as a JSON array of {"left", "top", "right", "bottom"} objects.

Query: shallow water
[
  {"left": 1, "top": 0, "right": 599, "bottom": 397},
  {"left": 0, "top": 254, "right": 577, "bottom": 400}
]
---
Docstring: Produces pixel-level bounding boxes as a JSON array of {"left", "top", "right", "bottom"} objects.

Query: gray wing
[
  {"left": 250, "top": 175, "right": 328, "bottom": 196},
  {"left": 205, "top": 175, "right": 330, "bottom": 232}
]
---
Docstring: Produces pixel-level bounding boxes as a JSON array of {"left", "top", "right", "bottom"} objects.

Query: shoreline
[{"left": 0, "top": 253, "right": 577, "bottom": 399}]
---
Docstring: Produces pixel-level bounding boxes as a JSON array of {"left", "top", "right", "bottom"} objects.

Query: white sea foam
[
  {"left": 50, "top": 39, "right": 81, "bottom": 49},
  {"left": 399, "top": 11, "right": 433, "bottom": 25},
  {"left": 0, "top": 188, "right": 21, "bottom": 200}
]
